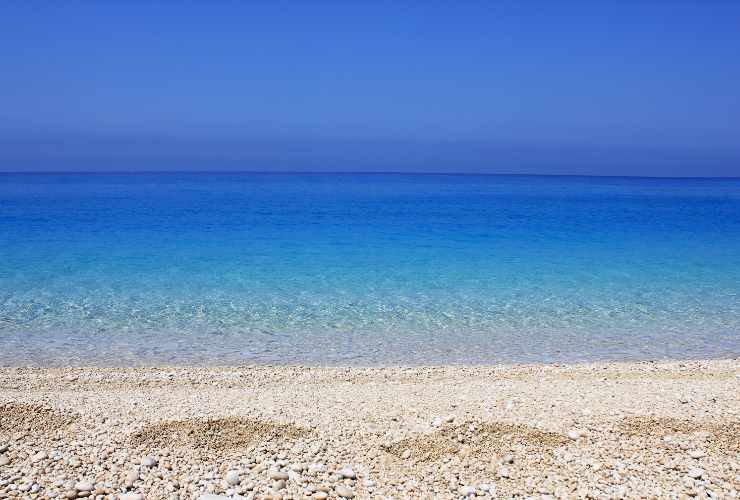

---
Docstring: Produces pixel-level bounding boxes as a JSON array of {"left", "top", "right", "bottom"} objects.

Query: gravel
[{"left": 0, "top": 359, "right": 738, "bottom": 499}]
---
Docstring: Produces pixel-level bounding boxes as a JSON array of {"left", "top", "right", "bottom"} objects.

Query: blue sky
[{"left": 1, "top": 1, "right": 738, "bottom": 175}]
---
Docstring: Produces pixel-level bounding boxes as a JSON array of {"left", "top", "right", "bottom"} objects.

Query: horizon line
[{"left": 0, "top": 170, "right": 739, "bottom": 180}]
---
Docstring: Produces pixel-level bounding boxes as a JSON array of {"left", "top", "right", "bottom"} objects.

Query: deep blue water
[{"left": 1, "top": 173, "right": 738, "bottom": 365}]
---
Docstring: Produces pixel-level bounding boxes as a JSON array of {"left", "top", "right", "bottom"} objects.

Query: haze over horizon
[{"left": 1, "top": 2, "right": 739, "bottom": 176}]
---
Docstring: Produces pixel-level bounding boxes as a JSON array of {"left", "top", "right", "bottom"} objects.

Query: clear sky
[{"left": 1, "top": 1, "right": 739, "bottom": 176}]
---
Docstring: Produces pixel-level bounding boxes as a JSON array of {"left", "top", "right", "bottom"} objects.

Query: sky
[{"left": 1, "top": 1, "right": 739, "bottom": 176}]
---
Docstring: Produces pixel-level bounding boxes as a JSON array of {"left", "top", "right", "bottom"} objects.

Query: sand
[{"left": 0, "top": 359, "right": 738, "bottom": 499}]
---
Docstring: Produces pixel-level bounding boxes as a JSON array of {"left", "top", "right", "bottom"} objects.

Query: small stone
[
  {"left": 0, "top": 444, "right": 9, "bottom": 453},
  {"left": 497, "top": 466, "right": 511, "bottom": 479},
  {"left": 289, "top": 463, "right": 306, "bottom": 472},
  {"left": 444, "top": 415, "right": 455, "bottom": 423},
  {"left": 198, "top": 495, "right": 232, "bottom": 500},
  {"left": 459, "top": 485, "right": 476, "bottom": 496},
  {"left": 141, "top": 456, "right": 158, "bottom": 467},
  {"left": 431, "top": 418, "right": 443, "bottom": 427},
  {"left": 338, "top": 468, "right": 356, "bottom": 479},
  {"left": 334, "top": 485, "right": 355, "bottom": 498},
  {"left": 0, "top": 455, "right": 10, "bottom": 466},
  {"left": 313, "top": 493, "right": 328, "bottom": 500},
  {"left": 31, "top": 451, "right": 47, "bottom": 462},
  {"left": 75, "top": 482, "right": 93, "bottom": 492},
  {"left": 225, "top": 470, "right": 240, "bottom": 486},
  {"left": 309, "top": 463, "right": 326, "bottom": 473},
  {"left": 274, "top": 479, "right": 286, "bottom": 490},
  {"left": 269, "top": 470, "right": 289, "bottom": 481},
  {"left": 687, "top": 468, "right": 704, "bottom": 479},
  {"left": 501, "top": 453, "right": 514, "bottom": 464},
  {"left": 402, "top": 449, "right": 412, "bottom": 459},
  {"left": 567, "top": 429, "right": 582, "bottom": 440},
  {"left": 124, "top": 470, "right": 139, "bottom": 487},
  {"left": 64, "top": 490, "right": 77, "bottom": 499},
  {"left": 689, "top": 450, "right": 706, "bottom": 459},
  {"left": 118, "top": 494, "right": 144, "bottom": 500}
]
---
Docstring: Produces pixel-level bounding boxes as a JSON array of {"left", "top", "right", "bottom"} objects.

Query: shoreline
[
  {"left": 3, "top": 354, "right": 739, "bottom": 369},
  {"left": 1, "top": 359, "right": 738, "bottom": 498}
]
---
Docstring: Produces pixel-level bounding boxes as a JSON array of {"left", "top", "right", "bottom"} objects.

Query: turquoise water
[{"left": 1, "top": 173, "right": 738, "bottom": 365}]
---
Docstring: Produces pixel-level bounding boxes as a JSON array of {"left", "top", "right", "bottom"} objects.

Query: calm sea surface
[{"left": 1, "top": 173, "right": 738, "bottom": 365}]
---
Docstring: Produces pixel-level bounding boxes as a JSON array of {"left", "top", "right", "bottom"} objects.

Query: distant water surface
[{"left": 0, "top": 173, "right": 738, "bottom": 365}]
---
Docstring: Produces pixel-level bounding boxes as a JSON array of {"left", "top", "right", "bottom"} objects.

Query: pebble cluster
[{"left": 0, "top": 359, "right": 738, "bottom": 499}]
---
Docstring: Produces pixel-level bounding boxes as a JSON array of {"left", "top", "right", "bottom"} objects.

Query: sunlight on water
[{"left": 1, "top": 173, "right": 738, "bottom": 365}]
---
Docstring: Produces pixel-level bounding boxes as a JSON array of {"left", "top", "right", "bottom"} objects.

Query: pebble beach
[{"left": 1, "top": 359, "right": 738, "bottom": 499}]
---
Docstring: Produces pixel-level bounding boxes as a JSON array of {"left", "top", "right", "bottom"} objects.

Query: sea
[{"left": 1, "top": 173, "right": 738, "bottom": 365}]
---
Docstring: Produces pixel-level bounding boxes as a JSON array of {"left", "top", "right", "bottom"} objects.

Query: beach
[
  {"left": 1, "top": 359, "right": 738, "bottom": 499},
  {"left": 3, "top": 1, "right": 740, "bottom": 498}
]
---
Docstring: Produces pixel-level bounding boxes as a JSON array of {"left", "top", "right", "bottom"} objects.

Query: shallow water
[{"left": 1, "top": 173, "right": 738, "bottom": 365}]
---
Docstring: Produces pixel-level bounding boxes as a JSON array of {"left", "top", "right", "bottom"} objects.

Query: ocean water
[{"left": 0, "top": 173, "right": 738, "bottom": 366}]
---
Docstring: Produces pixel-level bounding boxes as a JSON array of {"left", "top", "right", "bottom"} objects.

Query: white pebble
[
  {"left": 309, "top": 463, "right": 325, "bottom": 473},
  {"left": 338, "top": 467, "right": 356, "bottom": 479},
  {"left": 687, "top": 468, "right": 704, "bottom": 479},
  {"left": 225, "top": 470, "right": 240, "bottom": 486},
  {"left": 269, "top": 470, "right": 289, "bottom": 481},
  {"left": 459, "top": 485, "right": 476, "bottom": 496},
  {"left": 75, "top": 481, "right": 93, "bottom": 492},
  {"left": 119, "top": 494, "right": 144, "bottom": 500},
  {"left": 124, "top": 470, "right": 139, "bottom": 486},
  {"left": 567, "top": 429, "right": 582, "bottom": 440},
  {"left": 335, "top": 485, "right": 355, "bottom": 498}
]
